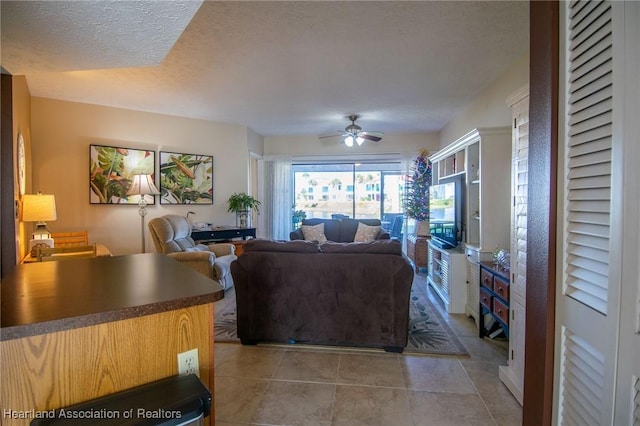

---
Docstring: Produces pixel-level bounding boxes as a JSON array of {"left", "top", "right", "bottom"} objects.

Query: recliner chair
[{"left": 148, "top": 214, "right": 236, "bottom": 290}]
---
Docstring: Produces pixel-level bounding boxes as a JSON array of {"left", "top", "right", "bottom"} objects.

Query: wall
[
  {"left": 264, "top": 132, "right": 440, "bottom": 161},
  {"left": 12, "top": 76, "right": 31, "bottom": 261},
  {"left": 439, "top": 52, "right": 529, "bottom": 147},
  {"left": 31, "top": 98, "right": 255, "bottom": 255},
  {"left": 246, "top": 127, "right": 264, "bottom": 157}
]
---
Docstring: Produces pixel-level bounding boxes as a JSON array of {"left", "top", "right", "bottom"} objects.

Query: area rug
[{"left": 214, "top": 274, "right": 469, "bottom": 357}]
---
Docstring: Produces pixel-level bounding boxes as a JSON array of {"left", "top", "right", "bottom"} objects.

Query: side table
[
  {"left": 231, "top": 240, "right": 249, "bottom": 256},
  {"left": 191, "top": 227, "right": 256, "bottom": 243},
  {"left": 407, "top": 235, "right": 429, "bottom": 272}
]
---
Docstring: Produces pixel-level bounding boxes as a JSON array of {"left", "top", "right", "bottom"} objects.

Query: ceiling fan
[{"left": 320, "top": 115, "right": 384, "bottom": 147}]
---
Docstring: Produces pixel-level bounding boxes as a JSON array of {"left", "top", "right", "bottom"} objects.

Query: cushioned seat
[
  {"left": 148, "top": 215, "right": 236, "bottom": 290},
  {"left": 231, "top": 238, "right": 413, "bottom": 351},
  {"left": 289, "top": 218, "right": 390, "bottom": 242}
]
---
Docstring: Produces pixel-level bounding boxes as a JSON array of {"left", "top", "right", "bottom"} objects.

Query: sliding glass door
[
  {"left": 381, "top": 172, "right": 407, "bottom": 237},
  {"left": 292, "top": 162, "right": 405, "bottom": 230}
]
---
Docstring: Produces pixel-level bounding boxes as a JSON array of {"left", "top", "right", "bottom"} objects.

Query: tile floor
[{"left": 214, "top": 274, "right": 522, "bottom": 425}]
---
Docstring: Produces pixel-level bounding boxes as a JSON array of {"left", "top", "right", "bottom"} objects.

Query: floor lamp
[{"left": 126, "top": 174, "right": 160, "bottom": 253}]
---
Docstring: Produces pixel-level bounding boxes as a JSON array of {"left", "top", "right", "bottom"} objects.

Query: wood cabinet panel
[
  {"left": 480, "top": 287, "right": 493, "bottom": 311},
  {"left": 494, "top": 276, "right": 510, "bottom": 303},
  {"left": 493, "top": 298, "right": 509, "bottom": 324},
  {"left": 480, "top": 268, "right": 494, "bottom": 290},
  {"left": 1, "top": 304, "right": 214, "bottom": 425}
]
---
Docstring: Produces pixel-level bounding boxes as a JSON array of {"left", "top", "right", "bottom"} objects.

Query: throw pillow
[
  {"left": 301, "top": 223, "right": 327, "bottom": 243},
  {"left": 353, "top": 222, "right": 380, "bottom": 242}
]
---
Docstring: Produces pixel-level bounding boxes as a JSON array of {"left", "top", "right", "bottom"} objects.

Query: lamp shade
[
  {"left": 22, "top": 194, "right": 57, "bottom": 222},
  {"left": 126, "top": 174, "right": 160, "bottom": 196}
]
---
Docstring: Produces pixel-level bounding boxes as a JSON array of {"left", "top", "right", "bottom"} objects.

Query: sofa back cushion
[
  {"left": 320, "top": 239, "right": 403, "bottom": 255},
  {"left": 148, "top": 214, "right": 197, "bottom": 253},
  {"left": 243, "top": 239, "right": 321, "bottom": 253}
]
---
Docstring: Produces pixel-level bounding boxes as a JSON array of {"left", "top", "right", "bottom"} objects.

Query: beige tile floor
[{"left": 214, "top": 274, "right": 522, "bottom": 426}]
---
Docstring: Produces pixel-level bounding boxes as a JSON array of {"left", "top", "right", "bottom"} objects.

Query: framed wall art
[
  {"left": 89, "top": 144, "right": 156, "bottom": 204},
  {"left": 159, "top": 151, "right": 213, "bottom": 204}
]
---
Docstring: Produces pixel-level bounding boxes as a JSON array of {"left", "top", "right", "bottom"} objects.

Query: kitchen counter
[
  {"left": 1, "top": 253, "right": 223, "bottom": 425},
  {"left": 1, "top": 253, "right": 223, "bottom": 341}
]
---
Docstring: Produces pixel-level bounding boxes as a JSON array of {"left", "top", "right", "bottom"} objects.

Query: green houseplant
[{"left": 227, "top": 192, "right": 261, "bottom": 228}]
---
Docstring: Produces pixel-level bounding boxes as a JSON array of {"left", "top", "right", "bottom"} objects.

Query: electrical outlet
[{"left": 177, "top": 348, "right": 199, "bottom": 377}]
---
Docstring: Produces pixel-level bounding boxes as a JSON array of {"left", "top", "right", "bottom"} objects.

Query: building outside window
[{"left": 292, "top": 162, "right": 407, "bottom": 227}]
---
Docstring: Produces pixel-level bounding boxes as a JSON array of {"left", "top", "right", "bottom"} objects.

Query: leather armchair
[{"left": 148, "top": 215, "right": 236, "bottom": 290}]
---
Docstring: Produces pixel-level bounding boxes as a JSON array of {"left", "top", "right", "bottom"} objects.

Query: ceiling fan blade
[
  {"left": 318, "top": 134, "right": 340, "bottom": 139},
  {"left": 361, "top": 134, "right": 383, "bottom": 142}
]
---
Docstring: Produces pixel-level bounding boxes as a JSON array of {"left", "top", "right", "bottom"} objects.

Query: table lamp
[
  {"left": 126, "top": 174, "right": 160, "bottom": 253},
  {"left": 22, "top": 192, "right": 57, "bottom": 254}
]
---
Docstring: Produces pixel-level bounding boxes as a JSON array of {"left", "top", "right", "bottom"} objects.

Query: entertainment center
[{"left": 426, "top": 128, "right": 512, "bottom": 317}]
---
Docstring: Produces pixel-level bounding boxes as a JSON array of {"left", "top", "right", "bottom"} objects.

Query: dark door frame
[
  {"left": 523, "top": 2, "right": 559, "bottom": 425},
  {"left": 1, "top": 72, "right": 17, "bottom": 278}
]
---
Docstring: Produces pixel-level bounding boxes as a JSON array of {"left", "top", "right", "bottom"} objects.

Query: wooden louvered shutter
[
  {"left": 564, "top": 0, "right": 613, "bottom": 315},
  {"left": 557, "top": 1, "right": 619, "bottom": 424},
  {"left": 557, "top": 0, "right": 640, "bottom": 424}
]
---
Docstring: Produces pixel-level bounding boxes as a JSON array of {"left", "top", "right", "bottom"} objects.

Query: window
[{"left": 292, "top": 162, "right": 406, "bottom": 221}]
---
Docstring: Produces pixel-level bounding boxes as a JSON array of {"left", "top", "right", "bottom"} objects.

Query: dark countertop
[{"left": 1, "top": 253, "right": 224, "bottom": 341}]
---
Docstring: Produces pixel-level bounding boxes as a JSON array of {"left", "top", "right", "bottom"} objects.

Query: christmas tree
[{"left": 404, "top": 149, "right": 432, "bottom": 221}]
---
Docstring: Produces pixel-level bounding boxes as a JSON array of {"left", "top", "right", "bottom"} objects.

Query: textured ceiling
[{"left": 1, "top": 1, "right": 529, "bottom": 137}]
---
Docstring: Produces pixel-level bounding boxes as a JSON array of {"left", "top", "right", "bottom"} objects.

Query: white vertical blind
[{"left": 260, "top": 157, "right": 292, "bottom": 240}]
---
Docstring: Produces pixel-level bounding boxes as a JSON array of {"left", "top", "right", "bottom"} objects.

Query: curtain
[{"left": 259, "top": 157, "right": 292, "bottom": 240}]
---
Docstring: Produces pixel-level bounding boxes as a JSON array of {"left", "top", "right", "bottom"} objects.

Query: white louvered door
[
  {"left": 614, "top": 0, "right": 640, "bottom": 424},
  {"left": 557, "top": 1, "right": 639, "bottom": 424},
  {"left": 498, "top": 85, "right": 528, "bottom": 405}
]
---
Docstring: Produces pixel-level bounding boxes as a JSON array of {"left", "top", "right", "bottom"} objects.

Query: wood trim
[
  {"left": 1, "top": 72, "right": 16, "bottom": 278},
  {"left": 523, "top": 1, "right": 559, "bottom": 425}
]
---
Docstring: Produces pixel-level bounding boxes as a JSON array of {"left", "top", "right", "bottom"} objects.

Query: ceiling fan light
[
  {"left": 356, "top": 136, "right": 364, "bottom": 146},
  {"left": 344, "top": 136, "right": 354, "bottom": 147}
]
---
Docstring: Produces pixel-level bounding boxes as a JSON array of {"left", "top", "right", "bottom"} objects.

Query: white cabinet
[
  {"left": 464, "top": 246, "right": 480, "bottom": 322},
  {"left": 498, "top": 84, "right": 529, "bottom": 406},
  {"left": 430, "top": 128, "right": 512, "bottom": 324},
  {"left": 430, "top": 127, "right": 511, "bottom": 254},
  {"left": 427, "top": 240, "right": 467, "bottom": 314}
]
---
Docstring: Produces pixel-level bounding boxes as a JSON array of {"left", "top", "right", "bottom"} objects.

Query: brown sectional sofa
[
  {"left": 289, "top": 218, "right": 390, "bottom": 242},
  {"left": 230, "top": 238, "right": 413, "bottom": 352}
]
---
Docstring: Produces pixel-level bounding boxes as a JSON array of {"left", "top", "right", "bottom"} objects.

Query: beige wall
[
  {"left": 22, "top": 52, "right": 526, "bottom": 257},
  {"left": 31, "top": 98, "right": 255, "bottom": 255},
  {"left": 264, "top": 132, "right": 440, "bottom": 160},
  {"left": 439, "top": 52, "right": 529, "bottom": 147}
]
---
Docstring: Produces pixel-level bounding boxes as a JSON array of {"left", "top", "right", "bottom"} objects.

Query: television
[{"left": 429, "top": 176, "right": 464, "bottom": 249}]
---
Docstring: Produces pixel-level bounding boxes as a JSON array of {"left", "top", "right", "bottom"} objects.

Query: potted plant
[
  {"left": 404, "top": 149, "right": 432, "bottom": 236},
  {"left": 292, "top": 206, "right": 307, "bottom": 229},
  {"left": 227, "top": 192, "right": 261, "bottom": 228}
]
